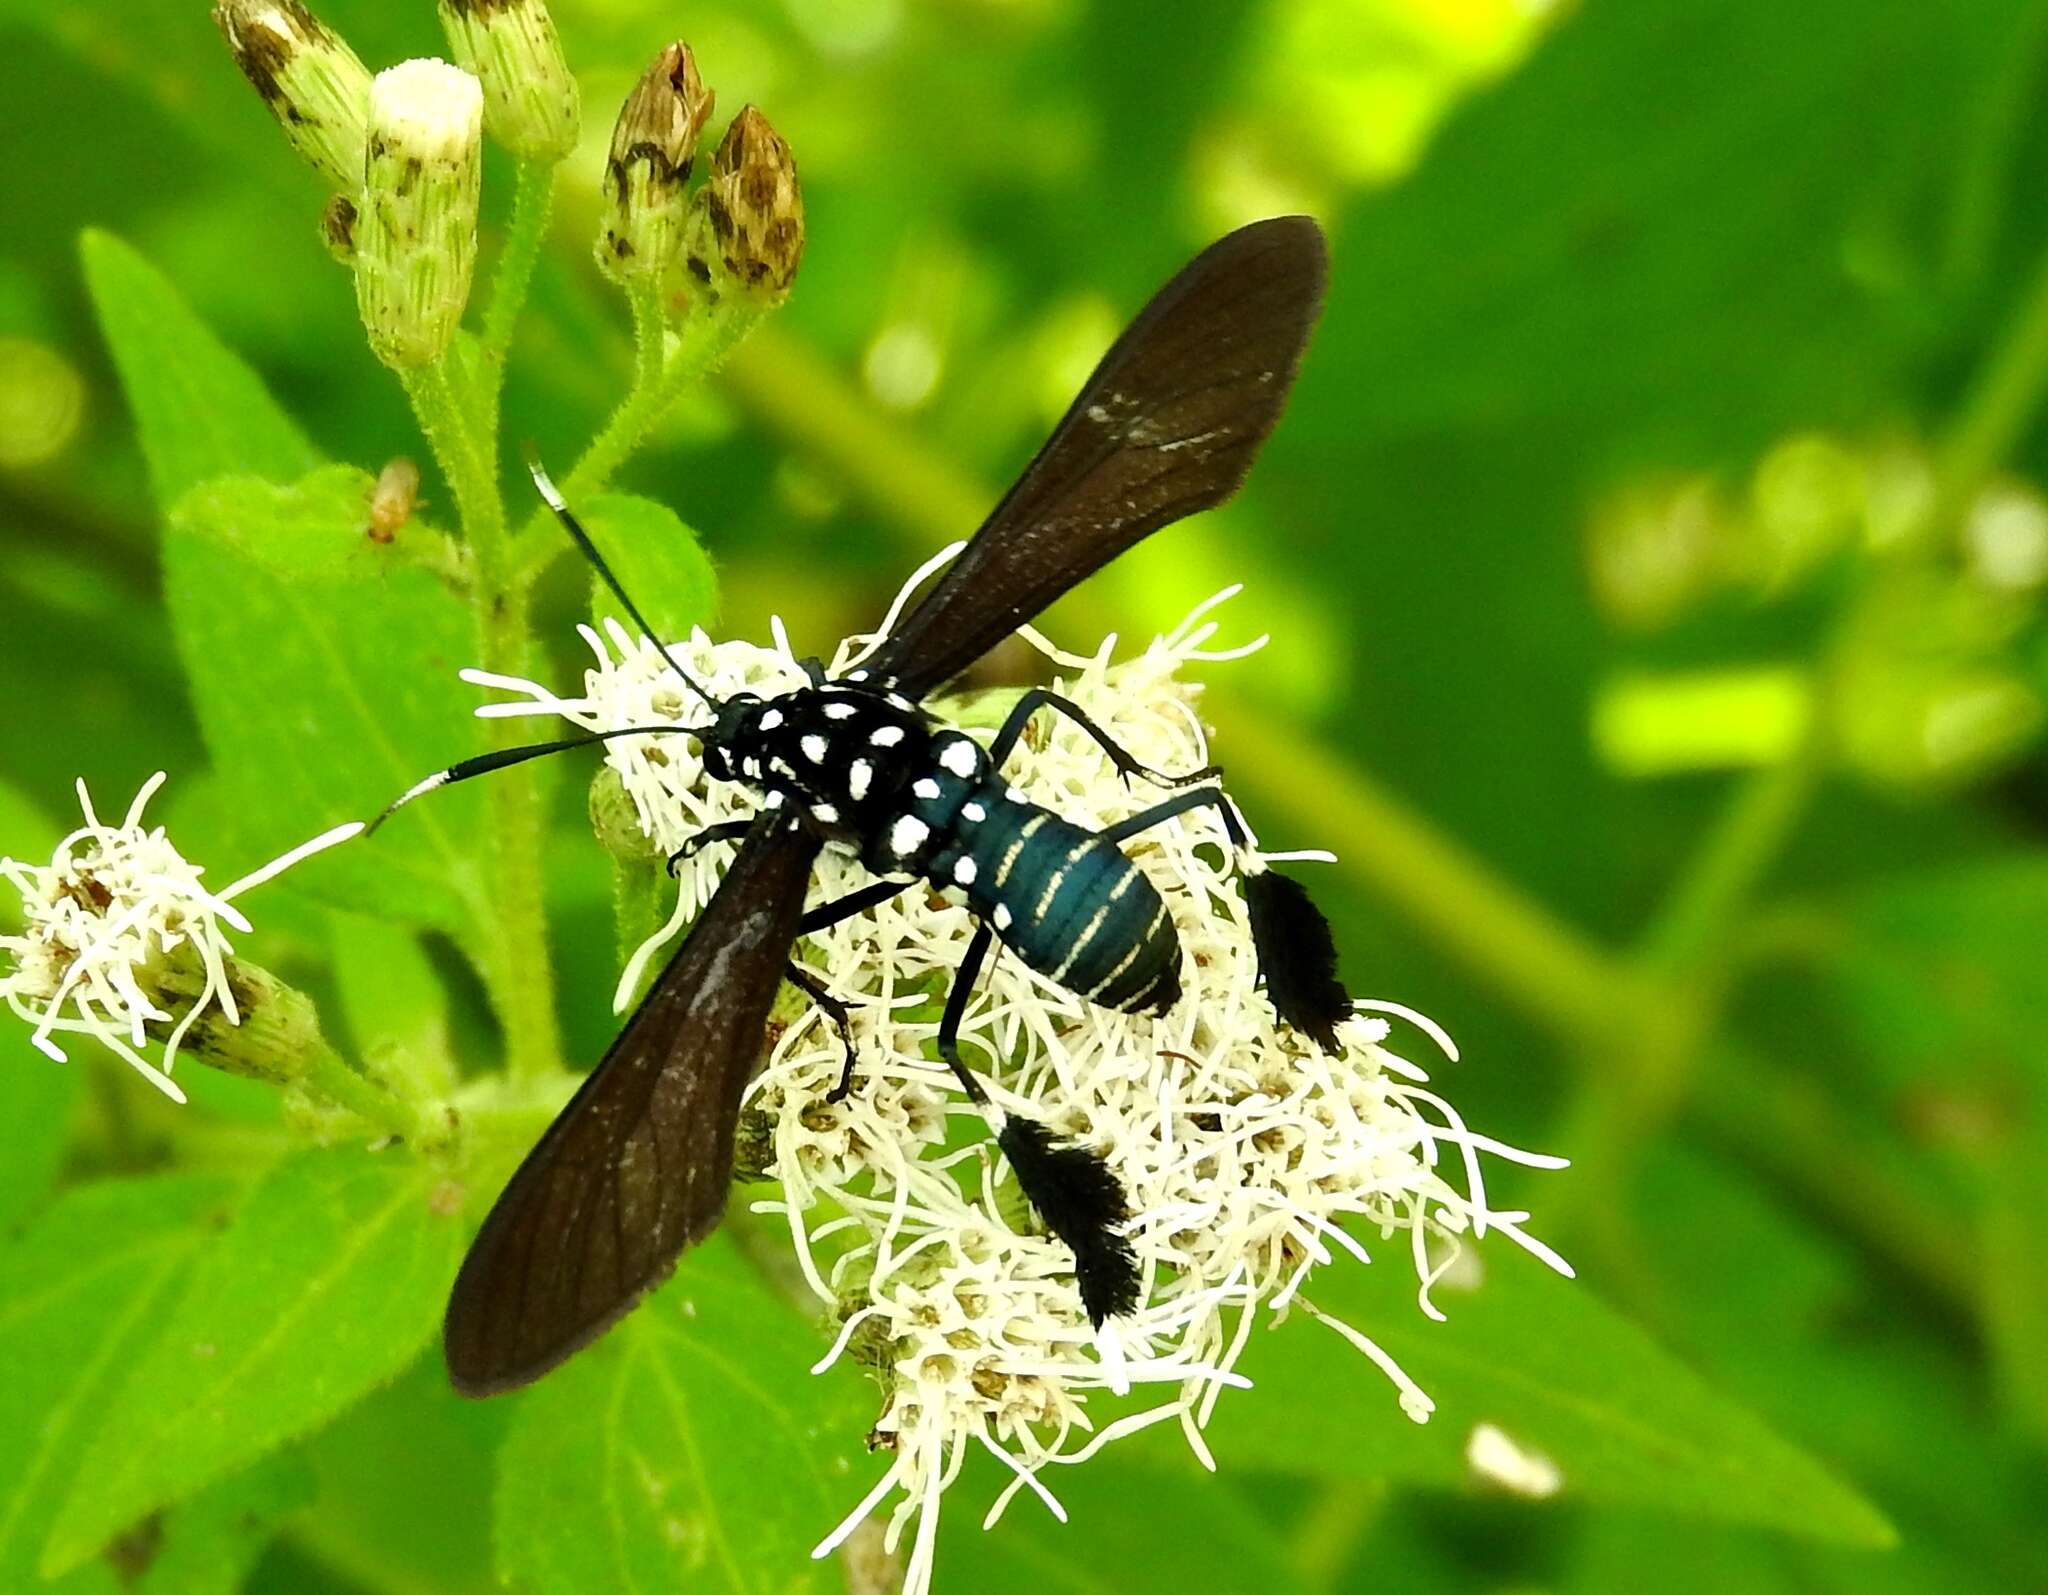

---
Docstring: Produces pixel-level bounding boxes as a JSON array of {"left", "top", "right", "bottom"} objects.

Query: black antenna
[
  {"left": 368, "top": 725, "right": 688, "bottom": 834},
  {"left": 525, "top": 450, "right": 721, "bottom": 712}
]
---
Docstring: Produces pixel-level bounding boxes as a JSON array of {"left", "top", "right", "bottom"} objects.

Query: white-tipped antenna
[
  {"left": 365, "top": 726, "right": 691, "bottom": 835},
  {"left": 524, "top": 448, "right": 721, "bottom": 711}
]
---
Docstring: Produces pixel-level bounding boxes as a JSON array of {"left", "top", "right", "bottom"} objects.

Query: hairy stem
[
  {"left": 401, "top": 360, "right": 562, "bottom": 1083},
  {"left": 300, "top": 1044, "right": 448, "bottom": 1147},
  {"left": 480, "top": 160, "right": 557, "bottom": 391},
  {"left": 509, "top": 301, "right": 762, "bottom": 581}
]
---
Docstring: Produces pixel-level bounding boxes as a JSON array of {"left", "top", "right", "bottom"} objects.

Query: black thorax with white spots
[{"left": 698, "top": 676, "right": 1182, "bottom": 1016}]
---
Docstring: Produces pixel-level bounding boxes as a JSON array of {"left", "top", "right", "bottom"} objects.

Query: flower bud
[
  {"left": 437, "top": 0, "right": 579, "bottom": 163},
  {"left": 355, "top": 59, "right": 484, "bottom": 370},
  {"left": 213, "top": 0, "right": 374, "bottom": 190},
  {"left": 596, "top": 42, "right": 714, "bottom": 286},
  {"left": 681, "top": 106, "right": 805, "bottom": 307}
]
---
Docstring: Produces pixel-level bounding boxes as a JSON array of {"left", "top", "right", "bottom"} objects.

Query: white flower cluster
[
  {"left": 469, "top": 557, "right": 1571, "bottom": 1595},
  {"left": 0, "top": 774, "right": 360, "bottom": 1102}
]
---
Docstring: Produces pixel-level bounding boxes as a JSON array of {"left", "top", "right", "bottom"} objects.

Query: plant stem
[
  {"left": 301, "top": 1044, "right": 445, "bottom": 1147},
  {"left": 400, "top": 359, "right": 562, "bottom": 1082},
  {"left": 508, "top": 302, "right": 761, "bottom": 581},
  {"left": 480, "top": 160, "right": 556, "bottom": 392},
  {"left": 1637, "top": 713, "right": 1830, "bottom": 973}
]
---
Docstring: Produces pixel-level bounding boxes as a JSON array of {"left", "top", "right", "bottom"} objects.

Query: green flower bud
[
  {"left": 355, "top": 59, "right": 484, "bottom": 370},
  {"left": 437, "top": 0, "right": 580, "bottom": 163},
  {"left": 596, "top": 41, "right": 715, "bottom": 286},
  {"left": 152, "top": 950, "right": 326, "bottom": 1087},
  {"left": 213, "top": 0, "right": 373, "bottom": 190},
  {"left": 681, "top": 105, "right": 805, "bottom": 308}
]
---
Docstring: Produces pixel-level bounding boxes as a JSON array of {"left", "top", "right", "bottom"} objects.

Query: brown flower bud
[
  {"left": 596, "top": 42, "right": 715, "bottom": 286},
  {"left": 682, "top": 105, "right": 804, "bottom": 307}
]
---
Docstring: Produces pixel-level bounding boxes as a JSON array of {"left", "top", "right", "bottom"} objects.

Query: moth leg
[
  {"left": 986, "top": 688, "right": 1216, "bottom": 789},
  {"left": 665, "top": 819, "right": 755, "bottom": 876},
  {"left": 934, "top": 923, "right": 996, "bottom": 1103},
  {"left": 800, "top": 878, "right": 911, "bottom": 934},
  {"left": 1098, "top": 786, "right": 1353, "bottom": 1053},
  {"left": 793, "top": 878, "right": 914, "bottom": 1099},
  {"left": 783, "top": 961, "right": 863, "bottom": 1100}
]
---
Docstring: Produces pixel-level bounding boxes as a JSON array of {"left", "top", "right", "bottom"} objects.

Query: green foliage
[
  {"left": 1211, "top": 1247, "right": 1892, "bottom": 1546},
  {"left": 163, "top": 470, "right": 489, "bottom": 935},
  {"left": 495, "top": 1241, "right": 869, "bottom": 1595},
  {"left": 43, "top": 1150, "right": 463, "bottom": 1576},
  {"left": 0, "top": 1176, "right": 241, "bottom": 1590},
  {"left": 582, "top": 492, "right": 721, "bottom": 643},
  {"left": 78, "top": 231, "right": 320, "bottom": 511}
]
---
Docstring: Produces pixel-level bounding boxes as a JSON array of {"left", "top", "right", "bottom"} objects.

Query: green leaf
[
  {"left": 0, "top": 1174, "right": 237, "bottom": 1591},
  {"left": 495, "top": 1238, "right": 870, "bottom": 1595},
  {"left": 43, "top": 1147, "right": 464, "bottom": 1575},
  {"left": 1203, "top": 1244, "right": 1895, "bottom": 1547},
  {"left": 295, "top": 1356, "right": 505, "bottom": 1595},
  {"left": 582, "top": 493, "right": 720, "bottom": 647},
  {"left": 133, "top": 1455, "right": 314, "bottom": 1595},
  {"left": 951, "top": 1459, "right": 1312, "bottom": 1595},
  {"left": 1819, "top": 858, "right": 2048, "bottom": 1441},
  {"left": 163, "top": 469, "right": 491, "bottom": 936},
  {"left": 79, "top": 230, "right": 319, "bottom": 512},
  {"left": 328, "top": 911, "right": 457, "bottom": 1101}
]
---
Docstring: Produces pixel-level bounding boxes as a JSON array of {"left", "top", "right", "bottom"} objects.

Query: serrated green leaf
[
  {"left": 162, "top": 469, "right": 491, "bottom": 935},
  {"left": 1203, "top": 1244, "right": 1895, "bottom": 1548},
  {"left": 79, "top": 230, "right": 319, "bottom": 512},
  {"left": 581, "top": 493, "right": 719, "bottom": 647},
  {"left": 495, "top": 1238, "right": 870, "bottom": 1595},
  {"left": 0, "top": 1174, "right": 237, "bottom": 1592},
  {"left": 134, "top": 1454, "right": 314, "bottom": 1595},
  {"left": 43, "top": 1148, "right": 464, "bottom": 1576}
]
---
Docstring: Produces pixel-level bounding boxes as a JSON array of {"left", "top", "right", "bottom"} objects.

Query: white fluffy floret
[
  {"left": 465, "top": 562, "right": 1571, "bottom": 1595},
  {"left": 0, "top": 774, "right": 360, "bottom": 1102}
]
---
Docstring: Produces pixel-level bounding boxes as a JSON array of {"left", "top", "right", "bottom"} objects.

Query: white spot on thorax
[
  {"left": 953, "top": 857, "right": 978, "bottom": 886},
  {"left": 937, "top": 740, "right": 978, "bottom": 778},
  {"left": 759, "top": 708, "right": 783, "bottom": 730},
  {"left": 870, "top": 725, "right": 906, "bottom": 748},
  {"left": 802, "top": 735, "right": 829, "bottom": 763},
  {"left": 847, "top": 759, "right": 873, "bottom": 801},
  {"left": 889, "top": 815, "right": 929, "bottom": 856},
  {"left": 961, "top": 801, "right": 986, "bottom": 823},
  {"left": 992, "top": 903, "right": 1012, "bottom": 930},
  {"left": 913, "top": 777, "right": 940, "bottom": 801},
  {"left": 765, "top": 790, "right": 785, "bottom": 809},
  {"left": 824, "top": 700, "right": 857, "bottom": 719}
]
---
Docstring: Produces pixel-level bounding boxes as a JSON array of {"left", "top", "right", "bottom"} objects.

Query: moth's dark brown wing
[
  {"left": 444, "top": 814, "right": 819, "bottom": 1396},
  {"left": 865, "top": 216, "right": 1328, "bottom": 698}
]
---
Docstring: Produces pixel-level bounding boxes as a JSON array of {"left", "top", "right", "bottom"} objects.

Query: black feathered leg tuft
[
  {"left": 998, "top": 1115, "right": 1141, "bottom": 1325},
  {"left": 1246, "top": 867, "right": 1352, "bottom": 1052}
]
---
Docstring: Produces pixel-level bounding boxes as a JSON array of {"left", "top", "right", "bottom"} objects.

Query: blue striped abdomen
[{"left": 945, "top": 796, "right": 1180, "bottom": 1014}]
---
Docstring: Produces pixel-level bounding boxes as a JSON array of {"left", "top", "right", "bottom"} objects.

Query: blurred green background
[{"left": 5, "top": 0, "right": 2048, "bottom": 1590}]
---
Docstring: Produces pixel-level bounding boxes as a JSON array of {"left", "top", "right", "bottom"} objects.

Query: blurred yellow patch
[
  {"left": 0, "top": 338, "right": 85, "bottom": 468},
  {"left": 1593, "top": 667, "right": 1813, "bottom": 778}
]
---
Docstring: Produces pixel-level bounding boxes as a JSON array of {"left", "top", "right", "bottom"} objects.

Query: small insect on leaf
[{"left": 366, "top": 457, "right": 421, "bottom": 543}]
